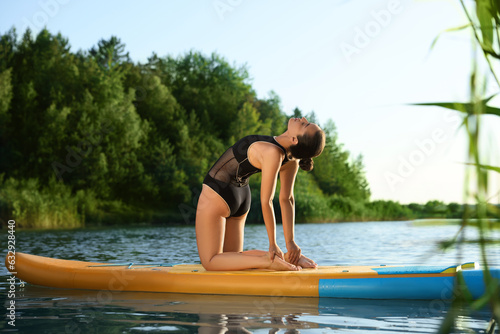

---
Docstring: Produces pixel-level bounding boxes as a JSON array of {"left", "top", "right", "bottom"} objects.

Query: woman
[{"left": 196, "top": 117, "right": 325, "bottom": 271}]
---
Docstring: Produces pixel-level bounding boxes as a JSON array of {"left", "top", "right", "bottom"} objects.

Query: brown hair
[{"left": 289, "top": 129, "right": 326, "bottom": 171}]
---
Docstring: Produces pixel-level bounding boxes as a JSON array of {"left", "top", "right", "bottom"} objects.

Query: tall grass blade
[
  {"left": 476, "top": 0, "right": 495, "bottom": 53},
  {"left": 412, "top": 95, "right": 500, "bottom": 116},
  {"left": 430, "top": 23, "right": 472, "bottom": 51},
  {"left": 466, "top": 163, "right": 500, "bottom": 174}
]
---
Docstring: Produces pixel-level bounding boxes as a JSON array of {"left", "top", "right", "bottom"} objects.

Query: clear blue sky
[{"left": 1, "top": 0, "right": 499, "bottom": 204}]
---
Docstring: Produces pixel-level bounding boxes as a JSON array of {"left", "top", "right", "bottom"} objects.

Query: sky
[{"left": 1, "top": 0, "right": 499, "bottom": 204}]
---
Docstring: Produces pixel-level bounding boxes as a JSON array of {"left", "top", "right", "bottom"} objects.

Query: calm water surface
[{"left": 1, "top": 221, "right": 500, "bottom": 333}]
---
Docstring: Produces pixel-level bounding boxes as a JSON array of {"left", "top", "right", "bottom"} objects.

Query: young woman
[{"left": 196, "top": 117, "right": 325, "bottom": 271}]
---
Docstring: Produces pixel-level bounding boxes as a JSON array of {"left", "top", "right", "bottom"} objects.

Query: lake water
[{"left": 2, "top": 220, "right": 500, "bottom": 333}]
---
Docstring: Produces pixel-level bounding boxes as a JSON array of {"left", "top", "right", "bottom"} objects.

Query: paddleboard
[{"left": 5, "top": 252, "right": 500, "bottom": 299}]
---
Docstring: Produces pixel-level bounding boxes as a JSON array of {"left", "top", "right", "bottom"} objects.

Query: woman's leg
[
  {"left": 237, "top": 249, "right": 317, "bottom": 269},
  {"left": 223, "top": 212, "right": 247, "bottom": 252},
  {"left": 196, "top": 185, "right": 298, "bottom": 271},
  {"left": 223, "top": 211, "right": 315, "bottom": 268}
]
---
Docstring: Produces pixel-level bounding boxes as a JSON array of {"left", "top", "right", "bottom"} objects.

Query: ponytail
[{"left": 299, "top": 158, "right": 313, "bottom": 171}]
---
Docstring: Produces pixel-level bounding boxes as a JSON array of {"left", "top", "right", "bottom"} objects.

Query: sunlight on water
[{"left": 1, "top": 221, "right": 499, "bottom": 333}]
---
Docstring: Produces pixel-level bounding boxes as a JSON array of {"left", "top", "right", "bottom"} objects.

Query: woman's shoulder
[
  {"left": 233, "top": 134, "right": 273, "bottom": 146},
  {"left": 233, "top": 135, "right": 277, "bottom": 155}
]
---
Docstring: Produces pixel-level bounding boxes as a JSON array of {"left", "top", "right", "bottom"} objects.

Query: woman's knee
[{"left": 199, "top": 254, "right": 218, "bottom": 271}]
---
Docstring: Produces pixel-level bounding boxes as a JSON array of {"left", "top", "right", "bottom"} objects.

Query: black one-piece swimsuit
[{"left": 203, "top": 135, "right": 289, "bottom": 218}]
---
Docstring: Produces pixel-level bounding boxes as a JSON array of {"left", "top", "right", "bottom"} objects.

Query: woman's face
[{"left": 288, "top": 117, "right": 320, "bottom": 138}]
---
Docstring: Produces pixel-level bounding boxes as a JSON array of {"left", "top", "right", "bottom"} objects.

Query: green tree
[
  {"left": 152, "top": 51, "right": 255, "bottom": 141},
  {"left": 255, "top": 91, "right": 286, "bottom": 135},
  {"left": 312, "top": 120, "right": 370, "bottom": 202},
  {"left": 0, "top": 68, "right": 13, "bottom": 167},
  {"left": 2, "top": 29, "right": 77, "bottom": 181},
  {"left": 447, "top": 202, "right": 462, "bottom": 218},
  {"left": 229, "top": 101, "right": 262, "bottom": 141},
  {"left": 89, "top": 36, "right": 130, "bottom": 73},
  {"left": 423, "top": 200, "right": 448, "bottom": 218},
  {"left": 366, "top": 200, "right": 413, "bottom": 220},
  {"left": 291, "top": 107, "right": 302, "bottom": 118}
]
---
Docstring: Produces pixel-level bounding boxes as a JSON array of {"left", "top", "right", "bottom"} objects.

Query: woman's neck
[
  {"left": 273, "top": 133, "right": 289, "bottom": 149},
  {"left": 274, "top": 133, "right": 296, "bottom": 160}
]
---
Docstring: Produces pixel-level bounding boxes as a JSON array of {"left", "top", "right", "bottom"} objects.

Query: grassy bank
[
  {"left": 412, "top": 218, "right": 500, "bottom": 227},
  {"left": 0, "top": 175, "right": 187, "bottom": 228}
]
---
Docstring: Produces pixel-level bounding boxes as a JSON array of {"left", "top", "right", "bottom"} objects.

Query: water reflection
[{"left": 10, "top": 285, "right": 494, "bottom": 333}]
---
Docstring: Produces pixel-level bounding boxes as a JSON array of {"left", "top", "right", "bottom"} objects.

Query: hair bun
[{"left": 299, "top": 158, "right": 313, "bottom": 171}]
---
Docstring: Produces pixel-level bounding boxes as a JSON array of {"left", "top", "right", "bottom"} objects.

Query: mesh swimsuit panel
[{"left": 203, "top": 135, "right": 288, "bottom": 217}]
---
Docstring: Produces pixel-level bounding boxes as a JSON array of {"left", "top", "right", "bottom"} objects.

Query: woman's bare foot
[
  {"left": 284, "top": 253, "right": 318, "bottom": 269},
  {"left": 267, "top": 253, "right": 301, "bottom": 271},
  {"left": 298, "top": 255, "right": 318, "bottom": 269}
]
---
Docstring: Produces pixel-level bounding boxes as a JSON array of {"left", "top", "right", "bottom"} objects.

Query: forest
[{"left": 0, "top": 28, "right": 484, "bottom": 228}]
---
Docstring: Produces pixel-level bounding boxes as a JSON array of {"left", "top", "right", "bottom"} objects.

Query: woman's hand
[
  {"left": 269, "top": 243, "right": 284, "bottom": 261},
  {"left": 285, "top": 241, "right": 302, "bottom": 265}
]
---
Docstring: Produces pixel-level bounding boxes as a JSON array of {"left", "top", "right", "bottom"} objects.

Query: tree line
[{"left": 0, "top": 28, "right": 491, "bottom": 228}]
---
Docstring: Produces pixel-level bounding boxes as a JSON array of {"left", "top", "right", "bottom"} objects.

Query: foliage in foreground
[{"left": 417, "top": 0, "right": 500, "bottom": 332}]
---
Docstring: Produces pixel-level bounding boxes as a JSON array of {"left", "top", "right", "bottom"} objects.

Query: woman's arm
[
  {"left": 279, "top": 160, "right": 300, "bottom": 264},
  {"left": 256, "top": 144, "right": 284, "bottom": 259}
]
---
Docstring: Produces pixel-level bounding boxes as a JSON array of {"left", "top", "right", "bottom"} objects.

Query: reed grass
[
  {"left": 418, "top": 1, "right": 500, "bottom": 331},
  {"left": 0, "top": 175, "right": 159, "bottom": 229},
  {"left": 0, "top": 175, "right": 83, "bottom": 229}
]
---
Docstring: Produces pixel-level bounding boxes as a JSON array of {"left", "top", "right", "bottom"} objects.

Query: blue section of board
[
  {"left": 462, "top": 269, "right": 500, "bottom": 299},
  {"left": 319, "top": 269, "right": 500, "bottom": 300},
  {"left": 371, "top": 265, "right": 455, "bottom": 275},
  {"left": 319, "top": 276, "right": 455, "bottom": 299}
]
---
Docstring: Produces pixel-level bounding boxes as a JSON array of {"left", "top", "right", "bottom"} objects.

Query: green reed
[
  {"left": 417, "top": 1, "right": 500, "bottom": 332},
  {"left": 0, "top": 176, "right": 84, "bottom": 229}
]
